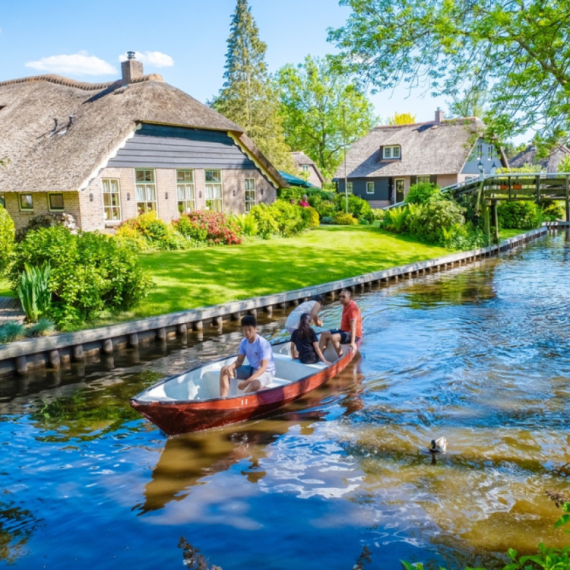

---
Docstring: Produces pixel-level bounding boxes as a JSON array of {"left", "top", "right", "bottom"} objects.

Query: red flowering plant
[{"left": 173, "top": 211, "right": 242, "bottom": 246}]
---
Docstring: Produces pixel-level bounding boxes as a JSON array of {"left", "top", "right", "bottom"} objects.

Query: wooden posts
[
  {"left": 48, "top": 349, "right": 61, "bottom": 369},
  {"left": 482, "top": 199, "right": 491, "bottom": 246},
  {"left": 72, "top": 345, "right": 84, "bottom": 362},
  {"left": 492, "top": 201, "right": 499, "bottom": 245},
  {"left": 15, "top": 356, "right": 28, "bottom": 376},
  {"left": 102, "top": 339, "right": 114, "bottom": 355},
  {"left": 157, "top": 328, "right": 167, "bottom": 343}
]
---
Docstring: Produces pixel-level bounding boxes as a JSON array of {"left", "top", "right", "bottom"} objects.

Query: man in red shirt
[
  {"left": 319, "top": 288, "right": 362, "bottom": 357},
  {"left": 299, "top": 195, "right": 310, "bottom": 207}
]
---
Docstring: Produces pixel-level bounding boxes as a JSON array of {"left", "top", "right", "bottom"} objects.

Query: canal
[{"left": 1, "top": 232, "right": 570, "bottom": 569}]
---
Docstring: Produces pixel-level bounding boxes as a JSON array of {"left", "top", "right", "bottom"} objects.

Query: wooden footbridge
[{"left": 444, "top": 173, "right": 570, "bottom": 244}]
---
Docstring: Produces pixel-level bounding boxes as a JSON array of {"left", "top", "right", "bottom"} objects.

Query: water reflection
[{"left": 0, "top": 500, "right": 41, "bottom": 564}]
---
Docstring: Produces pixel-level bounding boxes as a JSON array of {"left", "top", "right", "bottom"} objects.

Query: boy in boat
[
  {"left": 290, "top": 313, "right": 330, "bottom": 365},
  {"left": 319, "top": 289, "right": 362, "bottom": 357},
  {"left": 285, "top": 295, "right": 323, "bottom": 334},
  {"left": 219, "top": 315, "right": 276, "bottom": 397}
]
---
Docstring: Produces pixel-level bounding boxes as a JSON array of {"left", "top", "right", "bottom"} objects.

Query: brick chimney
[
  {"left": 435, "top": 107, "right": 444, "bottom": 124},
  {"left": 121, "top": 51, "right": 144, "bottom": 85}
]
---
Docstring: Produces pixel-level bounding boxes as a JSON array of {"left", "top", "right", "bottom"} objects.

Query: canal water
[{"left": 1, "top": 233, "right": 570, "bottom": 570}]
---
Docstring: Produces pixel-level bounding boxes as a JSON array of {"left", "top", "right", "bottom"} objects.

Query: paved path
[{"left": 0, "top": 296, "right": 25, "bottom": 325}]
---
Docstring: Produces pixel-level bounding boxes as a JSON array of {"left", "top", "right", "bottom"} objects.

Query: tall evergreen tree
[{"left": 212, "top": 0, "right": 294, "bottom": 174}]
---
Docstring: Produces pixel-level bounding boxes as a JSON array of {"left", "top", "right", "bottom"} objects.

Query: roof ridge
[
  {"left": 0, "top": 73, "right": 163, "bottom": 91},
  {"left": 374, "top": 117, "right": 479, "bottom": 130}
]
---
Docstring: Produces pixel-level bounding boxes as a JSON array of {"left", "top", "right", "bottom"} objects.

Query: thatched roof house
[
  {"left": 334, "top": 110, "right": 507, "bottom": 208},
  {"left": 508, "top": 144, "right": 570, "bottom": 172},
  {"left": 0, "top": 53, "right": 286, "bottom": 231},
  {"left": 291, "top": 151, "right": 325, "bottom": 188}
]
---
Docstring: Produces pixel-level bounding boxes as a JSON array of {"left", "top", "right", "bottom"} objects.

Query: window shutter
[
  {"left": 430, "top": 175, "right": 437, "bottom": 184},
  {"left": 410, "top": 176, "right": 417, "bottom": 186},
  {"left": 379, "top": 146, "right": 384, "bottom": 160}
]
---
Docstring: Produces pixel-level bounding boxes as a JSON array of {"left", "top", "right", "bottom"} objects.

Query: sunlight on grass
[
  {"left": 0, "top": 278, "right": 13, "bottom": 298},
  {"left": 129, "top": 226, "right": 451, "bottom": 319},
  {"left": 499, "top": 228, "right": 529, "bottom": 240}
]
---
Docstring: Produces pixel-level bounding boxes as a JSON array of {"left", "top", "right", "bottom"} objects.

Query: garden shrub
[
  {"left": 382, "top": 206, "right": 409, "bottom": 233},
  {"left": 372, "top": 209, "right": 385, "bottom": 222},
  {"left": 303, "top": 206, "right": 320, "bottom": 228},
  {"left": 16, "top": 263, "right": 51, "bottom": 322},
  {"left": 440, "top": 223, "right": 485, "bottom": 250},
  {"left": 15, "top": 212, "right": 79, "bottom": 242},
  {"left": 497, "top": 201, "right": 542, "bottom": 229},
  {"left": 28, "top": 318, "right": 55, "bottom": 337},
  {"left": 249, "top": 204, "right": 281, "bottom": 238},
  {"left": 321, "top": 216, "right": 334, "bottom": 225},
  {"left": 272, "top": 201, "right": 310, "bottom": 236},
  {"left": 232, "top": 214, "right": 258, "bottom": 237},
  {"left": 405, "top": 182, "right": 441, "bottom": 204},
  {"left": 9, "top": 226, "right": 152, "bottom": 328},
  {"left": 117, "top": 211, "right": 189, "bottom": 250},
  {"left": 174, "top": 211, "right": 242, "bottom": 245},
  {"left": 0, "top": 205, "right": 15, "bottom": 275},
  {"left": 358, "top": 218, "right": 370, "bottom": 225},
  {"left": 0, "top": 321, "right": 25, "bottom": 344},
  {"left": 540, "top": 200, "right": 564, "bottom": 221},
  {"left": 335, "top": 194, "right": 375, "bottom": 223},
  {"left": 333, "top": 212, "right": 357, "bottom": 225},
  {"left": 406, "top": 199, "right": 465, "bottom": 244}
]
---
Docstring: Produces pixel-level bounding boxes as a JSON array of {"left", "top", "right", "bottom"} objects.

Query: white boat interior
[{"left": 136, "top": 342, "right": 349, "bottom": 402}]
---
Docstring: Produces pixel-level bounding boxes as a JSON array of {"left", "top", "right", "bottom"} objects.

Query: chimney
[
  {"left": 121, "top": 51, "right": 144, "bottom": 85},
  {"left": 435, "top": 107, "right": 444, "bottom": 124}
]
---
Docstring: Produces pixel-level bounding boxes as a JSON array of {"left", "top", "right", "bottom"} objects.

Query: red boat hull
[{"left": 131, "top": 342, "right": 360, "bottom": 435}]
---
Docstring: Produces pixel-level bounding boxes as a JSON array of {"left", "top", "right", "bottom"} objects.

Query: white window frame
[
  {"left": 383, "top": 145, "right": 401, "bottom": 159},
  {"left": 19, "top": 194, "right": 34, "bottom": 211},
  {"left": 301, "top": 164, "right": 310, "bottom": 172},
  {"left": 177, "top": 170, "right": 196, "bottom": 214},
  {"left": 102, "top": 179, "right": 121, "bottom": 222},
  {"left": 417, "top": 175, "right": 431, "bottom": 184},
  {"left": 244, "top": 178, "right": 256, "bottom": 212},
  {"left": 366, "top": 181, "right": 375, "bottom": 194},
  {"left": 346, "top": 182, "right": 353, "bottom": 194},
  {"left": 205, "top": 170, "right": 223, "bottom": 212},
  {"left": 135, "top": 169, "right": 157, "bottom": 215}
]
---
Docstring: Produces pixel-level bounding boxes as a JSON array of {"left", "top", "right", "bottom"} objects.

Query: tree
[
  {"left": 276, "top": 55, "right": 376, "bottom": 180},
  {"left": 449, "top": 85, "right": 488, "bottom": 120},
  {"left": 211, "top": 0, "right": 294, "bottom": 174},
  {"left": 387, "top": 112, "right": 416, "bottom": 125},
  {"left": 329, "top": 0, "right": 570, "bottom": 149}
]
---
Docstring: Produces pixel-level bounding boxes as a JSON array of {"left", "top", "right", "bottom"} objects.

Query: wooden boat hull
[{"left": 131, "top": 340, "right": 359, "bottom": 435}]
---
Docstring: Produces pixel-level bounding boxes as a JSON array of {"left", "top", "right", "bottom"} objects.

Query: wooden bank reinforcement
[{"left": 0, "top": 225, "right": 556, "bottom": 377}]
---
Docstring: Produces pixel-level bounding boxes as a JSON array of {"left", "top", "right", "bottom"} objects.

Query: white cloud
[
  {"left": 119, "top": 51, "right": 174, "bottom": 68},
  {"left": 25, "top": 51, "right": 117, "bottom": 76}
]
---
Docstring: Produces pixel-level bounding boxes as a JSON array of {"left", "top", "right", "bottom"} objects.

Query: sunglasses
[{"left": 339, "top": 294, "right": 348, "bottom": 298}]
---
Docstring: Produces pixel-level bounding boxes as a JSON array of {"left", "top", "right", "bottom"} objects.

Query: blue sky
[{"left": 0, "top": 0, "right": 485, "bottom": 129}]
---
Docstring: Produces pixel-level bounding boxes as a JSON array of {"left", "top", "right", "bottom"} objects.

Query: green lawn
[
  {"left": 499, "top": 228, "right": 530, "bottom": 240},
  {"left": 128, "top": 226, "right": 451, "bottom": 319},
  {"left": 0, "top": 278, "right": 13, "bottom": 298}
]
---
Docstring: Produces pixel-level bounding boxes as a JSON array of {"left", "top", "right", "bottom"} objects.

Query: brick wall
[{"left": 3, "top": 192, "right": 82, "bottom": 231}]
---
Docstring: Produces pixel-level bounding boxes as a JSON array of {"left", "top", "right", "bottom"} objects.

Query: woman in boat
[
  {"left": 285, "top": 295, "right": 323, "bottom": 334},
  {"left": 290, "top": 313, "right": 330, "bottom": 365}
]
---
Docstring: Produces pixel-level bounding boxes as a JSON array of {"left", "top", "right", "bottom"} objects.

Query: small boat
[{"left": 130, "top": 338, "right": 360, "bottom": 435}]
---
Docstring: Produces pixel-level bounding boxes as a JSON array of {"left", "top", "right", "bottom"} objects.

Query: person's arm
[
  {"left": 312, "top": 341, "right": 330, "bottom": 365},
  {"left": 290, "top": 342, "right": 299, "bottom": 359},
  {"left": 227, "top": 354, "right": 245, "bottom": 375},
  {"left": 349, "top": 319, "right": 357, "bottom": 353},
  {"left": 311, "top": 303, "right": 323, "bottom": 327}
]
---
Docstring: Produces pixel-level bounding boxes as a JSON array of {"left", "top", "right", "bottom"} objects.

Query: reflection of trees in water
[
  {"left": 402, "top": 268, "right": 497, "bottom": 309},
  {"left": 138, "top": 357, "right": 364, "bottom": 514},
  {"left": 27, "top": 370, "right": 163, "bottom": 442},
  {"left": 0, "top": 500, "right": 41, "bottom": 564}
]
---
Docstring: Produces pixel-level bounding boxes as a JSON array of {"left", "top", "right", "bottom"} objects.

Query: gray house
[
  {"left": 291, "top": 151, "right": 325, "bottom": 188},
  {"left": 0, "top": 52, "right": 286, "bottom": 231},
  {"left": 509, "top": 144, "right": 570, "bottom": 172},
  {"left": 334, "top": 110, "right": 507, "bottom": 208}
]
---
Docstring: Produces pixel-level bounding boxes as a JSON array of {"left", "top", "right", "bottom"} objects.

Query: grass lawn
[
  {"left": 499, "top": 228, "right": 531, "bottom": 240},
  {"left": 125, "top": 226, "right": 451, "bottom": 320},
  {"left": 0, "top": 278, "right": 13, "bottom": 298}
]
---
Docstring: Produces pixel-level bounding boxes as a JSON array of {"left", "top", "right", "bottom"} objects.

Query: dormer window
[{"left": 383, "top": 145, "right": 401, "bottom": 159}]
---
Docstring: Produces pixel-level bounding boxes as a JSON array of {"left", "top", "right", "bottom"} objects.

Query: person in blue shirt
[{"left": 219, "top": 315, "right": 276, "bottom": 397}]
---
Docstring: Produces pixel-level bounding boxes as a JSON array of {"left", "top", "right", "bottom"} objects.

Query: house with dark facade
[
  {"left": 291, "top": 151, "right": 325, "bottom": 188},
  {"left": 334, "top": 110, "right": 507, "bottom": 208},
  {"left": 0, "top": 53, "right": 286, "bottom": 231},
  {"left": 508, "top": 144, "right": 570, "bottom": 172}
]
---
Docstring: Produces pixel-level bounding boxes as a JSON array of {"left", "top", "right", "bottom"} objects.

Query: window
[
  {"left": 19, "top": 194, "right": 33, "bottom": 211},
  {"left": 48, "top": 193, "right": 64, "bottom": 212},
  {"left": 102, "top": 179, "right": 121, "bottom": 221},
  {"left": 366, "top": 181, "right": 375, "bottom": 194},
  {"left": 383, "top": 145, "right": 401, "bottom": 159},
  {"left": 177, "top": 170, "right": 195, "bottom": 213},
  {"left": 0, "top": 195, "right": 5, "bottom": 208},
  {"left": 346, "top": 182, "right": 353, "bottom": 194},
  {"left": 244, "top": 178, "right": 256, "bottom": 212},
  {"left": 135, "top": 169, "right": 156, "bottom": 214},
  {"left": 417, "top": 175, "right": 431, "bottom": 184},
  {"left": 302, "top": 164, "right": 310, "bottom": 172},
  {"left": 205, "top": 170, "right": 223, "bottom": 212}
]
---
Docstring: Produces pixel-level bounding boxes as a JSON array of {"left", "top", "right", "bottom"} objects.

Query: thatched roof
[
  {"left": 334, "top": 118, "right": 485, "bottom": 179},
  {"left": 508, "top": 144, "right": 570, "bottom": 172},
  {"left": 0, "top": 73, "right": 286, "bottom": 192},
  {"left": 291, "top": 151, "right": 325, "bottom": 183}
]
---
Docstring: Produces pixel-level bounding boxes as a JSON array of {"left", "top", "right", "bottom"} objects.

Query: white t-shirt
[
  {"left": 285, "top": 301, "right": 317, "bottom": 333},
  {"left": 238, "top": 335, "right": 276, "bottom": 375}
]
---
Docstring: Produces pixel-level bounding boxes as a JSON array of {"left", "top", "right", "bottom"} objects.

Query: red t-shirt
[
  {"left": 341, "top": 300, "right": 362, "bottom": 338},
  {"left": 299, "top": 200, "right": 310, "bottom": 207}
]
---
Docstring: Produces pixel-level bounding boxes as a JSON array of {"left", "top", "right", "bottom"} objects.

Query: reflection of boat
[{"left": 131, "top": 339, "right": 360, "bottom": 435}]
